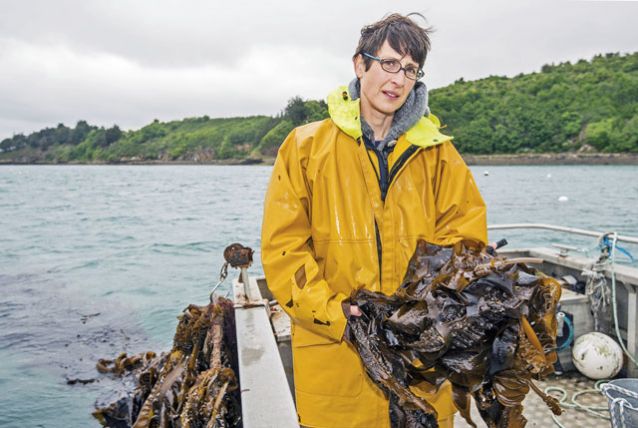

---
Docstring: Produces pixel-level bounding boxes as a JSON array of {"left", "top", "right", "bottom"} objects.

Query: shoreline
[
  {"left": 462, "top": 153, "right": 638, "bottom": 166},
  {"left": 1, "top": 153, "right": 637, "bottom": 166}
]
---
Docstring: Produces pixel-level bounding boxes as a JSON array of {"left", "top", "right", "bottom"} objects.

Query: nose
[{"left": 390, "top": 69, "right": 407, "bottom": 87}]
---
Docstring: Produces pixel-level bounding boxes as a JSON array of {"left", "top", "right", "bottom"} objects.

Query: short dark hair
[{"left": 354, "top": 13, "right": 432, "bottom": 70}]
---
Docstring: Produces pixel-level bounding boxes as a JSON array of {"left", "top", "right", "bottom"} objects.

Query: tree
[
  {"left": 283, "top": 96, "right": 309, "bottom": 126},
  {"left": 257, "top": 120, "right": 294, "bottom": 156},
  {"left": 72, "top": 120, "right": 92, "bottom": 145},
  {"left": 105, "top": 125, "right": 123, "bottom": 145}
]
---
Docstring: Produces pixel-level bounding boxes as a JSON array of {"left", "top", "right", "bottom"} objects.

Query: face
[{"left": 354, "top": 40, "right": 418, "bottom": 120}]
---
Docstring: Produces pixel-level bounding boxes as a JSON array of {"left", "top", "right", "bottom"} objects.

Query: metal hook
[{"left": 210, "top": 262, "right": 229, "bottom": 303}]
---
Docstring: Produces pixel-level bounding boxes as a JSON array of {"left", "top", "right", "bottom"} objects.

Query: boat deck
[{"left": 456, "top": 372, "right": 610, "bottom": 428}]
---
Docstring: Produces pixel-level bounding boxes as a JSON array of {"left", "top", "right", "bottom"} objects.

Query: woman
[{"left": 261, "top": 13, "right": 487, "bottom": 428}]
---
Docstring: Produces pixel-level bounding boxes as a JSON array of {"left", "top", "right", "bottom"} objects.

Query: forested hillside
[
  {"left": 430, "top": 52, "right": 638, "bottom": 154},
  {"left": 1, "top": 52, "right": 636, "bottom": 163}
]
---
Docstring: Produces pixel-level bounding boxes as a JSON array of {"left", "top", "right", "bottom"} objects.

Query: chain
[{"left": 210, "top": 262, "right": 229, "bottom": 303}]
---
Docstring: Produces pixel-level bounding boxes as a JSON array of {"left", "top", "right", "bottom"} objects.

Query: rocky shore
[{"left": 463, "top": 152, "right": 638, "bottom": 166}]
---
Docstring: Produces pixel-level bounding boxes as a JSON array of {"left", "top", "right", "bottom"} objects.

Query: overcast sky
[{"left": 1, "top": 0, "right": 636, "bottom": 138}]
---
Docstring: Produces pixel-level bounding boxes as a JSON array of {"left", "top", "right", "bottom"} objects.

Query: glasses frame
[{"left": 362, "top": 52, "right": 425, "bottom": 81}]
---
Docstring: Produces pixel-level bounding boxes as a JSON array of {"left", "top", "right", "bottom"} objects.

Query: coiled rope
[{"left": 546, "top": 380, "right": 611, "bottom": 427}]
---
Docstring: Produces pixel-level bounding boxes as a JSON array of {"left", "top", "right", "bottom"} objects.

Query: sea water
[{"left": 0, "top": 164, "right": 636, "bottom": 427}]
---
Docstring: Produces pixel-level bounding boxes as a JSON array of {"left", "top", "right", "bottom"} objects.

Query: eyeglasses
[{"left": 362, "top": 52, "right": 424, "bottom": 81}]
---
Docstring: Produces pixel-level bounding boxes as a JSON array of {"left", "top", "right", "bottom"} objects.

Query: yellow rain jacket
[{"left": 261, "top": 86, "right": 487, "bottom": 428}]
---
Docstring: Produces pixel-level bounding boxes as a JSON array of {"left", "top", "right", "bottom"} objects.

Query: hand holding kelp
[{"left": 347, "top": 240, "right": 563, "bottom": 428}]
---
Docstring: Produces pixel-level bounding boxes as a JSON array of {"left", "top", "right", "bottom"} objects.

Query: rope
[
  {"left": 583, "top": 255, "right": 611, "bottom": 332},
  {"left": 579, "top": 237, "right": 635, "bottom": 263},
  {"left": 546, "top": 380, "right": 611, "bottom": 427},
  {"left": 607, "top": 232, "right": 638, "bottom": 368},
  {"left": 601, "top": 235, "right": 635, "bottom": 263}
]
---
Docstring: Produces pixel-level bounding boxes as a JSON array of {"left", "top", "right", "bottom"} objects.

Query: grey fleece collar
[{"left": 348, "top": 78, "right": 429, "bottom": 151}]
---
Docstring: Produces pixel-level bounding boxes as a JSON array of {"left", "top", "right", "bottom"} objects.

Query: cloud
[
  {"left": 0, "top": 0, "right": 636, "bottom": 137},
  {"left": 0, "top": 37, "right": 349, "bottom": 135},
  {"left": 0, "top": 0, "right": 361, "bottom": 68}
]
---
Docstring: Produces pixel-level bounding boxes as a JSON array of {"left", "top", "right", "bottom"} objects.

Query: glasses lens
[
  {"left": 407, "top": 69, "right": 424, "bottom": 81},
  {"left": 404, "top": 68, "right": 418, "bottom": 80},
  {"left": 380, "top": 59, "right": 401, "bottom": 73}
]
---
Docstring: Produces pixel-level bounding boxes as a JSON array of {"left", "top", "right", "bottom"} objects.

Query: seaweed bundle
[
  {"left": 347, "top": 240, "right": 563, "bottom": 428},
  {"left": 93, "top": 298, "right": 240, "bottom": 428}
]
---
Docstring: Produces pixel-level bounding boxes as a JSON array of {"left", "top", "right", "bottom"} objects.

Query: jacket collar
[{"left": 327, "top": 85, "right": 453, "bottom": 149}]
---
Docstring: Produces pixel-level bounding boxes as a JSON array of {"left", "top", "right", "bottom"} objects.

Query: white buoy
[
  {"left": 572, "top": 332, "right": 623, "bottom": 379},
  {"left": 558, "top": 196, "right": 569, "bottom": 202},
  {"left": 547, "top": 173, "right": 552, "bottom": 179},
  {"left": 483, "top": 171, "right": 489, "bottom": 176}
]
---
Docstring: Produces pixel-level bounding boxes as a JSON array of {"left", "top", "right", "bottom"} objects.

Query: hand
[
  {"left": 349, "top": 305, "right": 362, "bottom": 317},
  {"left": 342, "top": 305, "right": 362, "bottom": 343},
  {"left": 341, "top": 302, "right": 362, "bottom": 319}
]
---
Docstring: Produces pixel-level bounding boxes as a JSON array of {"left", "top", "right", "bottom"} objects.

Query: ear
[{"left": 353, "top": 54, "right": 365, "bottom": 79}]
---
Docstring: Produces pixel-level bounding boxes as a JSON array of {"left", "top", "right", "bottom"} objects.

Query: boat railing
[
  {"left": 488, "top": 223, "right": 638, "bottom": 245},
  {"left": 232, "top": 273, "right": 298, "bottom": 428}
]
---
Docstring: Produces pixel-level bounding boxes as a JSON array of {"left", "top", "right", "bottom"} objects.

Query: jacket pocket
[{"left": 292, "top": 325, "right": 364, "bottom": 398}]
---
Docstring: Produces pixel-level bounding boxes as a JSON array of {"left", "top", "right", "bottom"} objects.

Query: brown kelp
[
  {"left": 93, "top": 298, "right": 240, "bottom": 428},
  {"left": 347, "top": 240, "right": 562, "bottom": 428}
]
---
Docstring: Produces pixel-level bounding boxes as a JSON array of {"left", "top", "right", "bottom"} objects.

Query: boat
[{"left": 229, "top": 223, "right": 638, "bottom": 427}]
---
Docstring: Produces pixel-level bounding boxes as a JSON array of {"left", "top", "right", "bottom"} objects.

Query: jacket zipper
[
  {"left": 377, "top": 151, "right": 389, "bottom": 201},
  {"left": 362, "top": 138, "right": 384, "bottom": 280},
  {"left": 364, "top": 140, "right": 421, "bottom": 203},
  {"left": 363, "top": 139, "right": 421, "bottom": 284},
  {"left": 363, "top": 139, "right": 389, "bottom": 201},
  {"left": 387, "top": 145, "right": 420, "bottom": 188},
  {"left": 374, "top": 220, "right": 382, "bottom": 280}
]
